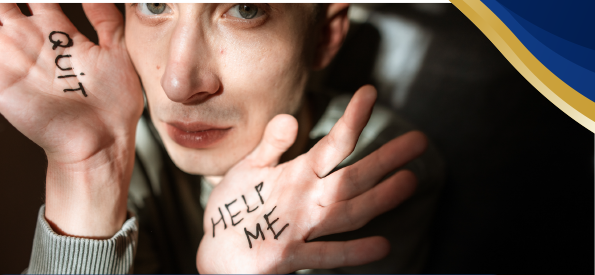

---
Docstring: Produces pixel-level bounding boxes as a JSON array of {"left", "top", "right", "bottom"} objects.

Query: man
[{"left": 0, "top": 3, "right": 442, "bottom": 273}]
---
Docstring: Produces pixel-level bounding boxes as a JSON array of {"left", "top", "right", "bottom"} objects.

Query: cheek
[
  {"left": 218, "top": 36, "right": 307, "bottom": 117},
  {"left": 207, "top": 39, "right": 306, "bottom": 171},
  {"left": 126, "top": 22, "right": 171, "bottom": 92},
  {"left": 126, "top": 24, "right": 175, "bottom": 123}
]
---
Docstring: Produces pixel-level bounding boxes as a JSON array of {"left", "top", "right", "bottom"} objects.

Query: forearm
[{"left": 45, "top": 140, "right": 135, "bottom": 238}]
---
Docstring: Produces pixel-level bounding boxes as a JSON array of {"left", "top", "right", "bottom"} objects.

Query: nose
[{"left": 161, "top": 21, "right": 220, "bottom": 103}]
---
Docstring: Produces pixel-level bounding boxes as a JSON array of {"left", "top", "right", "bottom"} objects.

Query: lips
[{"left": 166, "top": 122, "right": 231, "bottom": 149}]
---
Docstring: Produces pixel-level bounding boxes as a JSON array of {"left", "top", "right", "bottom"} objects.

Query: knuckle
[
  {"left": 346, "top": 166, "right": 360, "bottom": 194},
  {"left": 268, "top": 133, "right": 287, "bottom": 150},
  {"left": 325, "top": 132, "right": 341, "bottom": 153},
  {"left": 345, "top": 201, "right": 367, "bottom": 230},
  {"left": 341, "top": 242, "right": 349, "bottom": 265}
]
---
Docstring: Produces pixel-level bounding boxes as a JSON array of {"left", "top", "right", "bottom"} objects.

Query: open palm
[
  {"left": 0, "top": 3, "right": 142, "bottom": 165},
  {"left": 197, "top": 86, "right": 427, "bottom": 273}
]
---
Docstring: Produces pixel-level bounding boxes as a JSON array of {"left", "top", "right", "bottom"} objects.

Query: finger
[
  {"left": 28, "top": 3, "right": 63, "bottom": 15},
  {"left": 319, "top": 130, "right": 427, "bottom": 206},
  {"left": 82, "top": 3, "right": 124, "bottom": 46},
  {"left": 292, "top": 236, "right": 389, "bottom": 271},
  {"left": 306, "top": 85, "right": 377, "bottom": 178},
  {"left": 309, "top": 170, "right": 416, "bottom": 240},
  {"left": 0, "top": 4, "right": 25, "bottom": 24},
  {"left": 28, "top": 4, "right": 71, "bottom": 28},
  {"left": 245, "top": 114, "right": 298, "bottom": 167}
]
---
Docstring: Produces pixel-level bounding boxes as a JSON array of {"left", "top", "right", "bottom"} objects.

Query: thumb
[
  {"left": 245, "top": 114, "right": 299, "bottom": 167},
  {"left": 82, "top": 3, "right": 124, "bottom": 47}
]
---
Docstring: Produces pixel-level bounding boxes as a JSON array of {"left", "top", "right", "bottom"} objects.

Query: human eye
[
  {"left": 226, "top": 4, "right": 266, "bottom": 20},
  {"left": 137, "top": 3, "right": 172, "bottom": 16}
]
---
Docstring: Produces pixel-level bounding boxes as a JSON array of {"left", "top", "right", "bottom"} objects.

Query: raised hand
[
  {"left": 197, "top": 85, "right": 427, "bottom": 273},
  {"left": 0, "top": 4, "right": 143, "bottom": 237}
]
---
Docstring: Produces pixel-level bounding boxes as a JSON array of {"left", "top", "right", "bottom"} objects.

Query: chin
[
  {"left": 165, "top": 145, "right": 233, "bottom": 176},
  {"left": 174, "top": 160, "right": 232, "bottom": 176}
]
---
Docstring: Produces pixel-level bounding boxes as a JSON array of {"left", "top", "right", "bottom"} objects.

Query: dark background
[{"left": 1, "top": 3, "right": 593, "bottom": 274}]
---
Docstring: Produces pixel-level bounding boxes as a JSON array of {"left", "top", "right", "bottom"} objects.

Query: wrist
[{"left": 45, "top": 139, "right": 135, "bottom": 238}]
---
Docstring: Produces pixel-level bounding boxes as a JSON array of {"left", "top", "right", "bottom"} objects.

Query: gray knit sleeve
[{"left": 26, "top": 205, "right": 139, "bottom": 274}]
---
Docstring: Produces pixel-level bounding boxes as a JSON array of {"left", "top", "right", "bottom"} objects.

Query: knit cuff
[{"left": 27, "top": 205, "right": 138, "bottom": 274}]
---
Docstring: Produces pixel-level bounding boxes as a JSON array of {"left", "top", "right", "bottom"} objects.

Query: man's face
[{"left": 125, "top": 4, "right": 318, "bottom": 176}]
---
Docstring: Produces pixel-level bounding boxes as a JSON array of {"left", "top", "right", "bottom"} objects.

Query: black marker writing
[
  {"left": 211, "top": 207, "right": 227, "bottom": 238},
  {"left": 49, "top": 31, "right": 73, "bottom": 50},
  {"left": 63, "top": 82, "right": 88, "bottom": 97},
  {"left": 50, "top": 31, "right": 89, "bottom": 98},
  {"left": 255, "top": 182, "right": 264, "bottom": 204},
  {"left": 242, "top": 195, "right": 259, "bottom": 213},
  {"left": 264, "top": 206, "right": 289, "bottom": 240},
  {"left": 213, "top": 181, "right": 278, "bottom": 248},
  {"left": 225, "top": 199, "right": 243, "bottom": 226},
  {"left": 244, "top": 223, "right": 265, "bottom": 249},
  {"left": 55, "top": 55, "right": 73, "bottom": 71}
]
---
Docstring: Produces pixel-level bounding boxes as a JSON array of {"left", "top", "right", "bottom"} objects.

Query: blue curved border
[{"left": 482, "top": 0, "right": 595, "bottom": 101}]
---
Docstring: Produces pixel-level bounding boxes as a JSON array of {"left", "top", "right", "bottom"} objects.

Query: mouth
[{"left": 165, "top": 121, "right": 232, "bottom": 149}]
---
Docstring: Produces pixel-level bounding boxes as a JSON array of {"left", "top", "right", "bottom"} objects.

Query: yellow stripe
[{"left": 451, "top": 0, "right": 595, "bottom": 133}]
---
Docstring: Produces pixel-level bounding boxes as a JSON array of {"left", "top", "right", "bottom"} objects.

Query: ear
[{"left": 312, "top": 3, "right": 350, "bottom": 70}]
